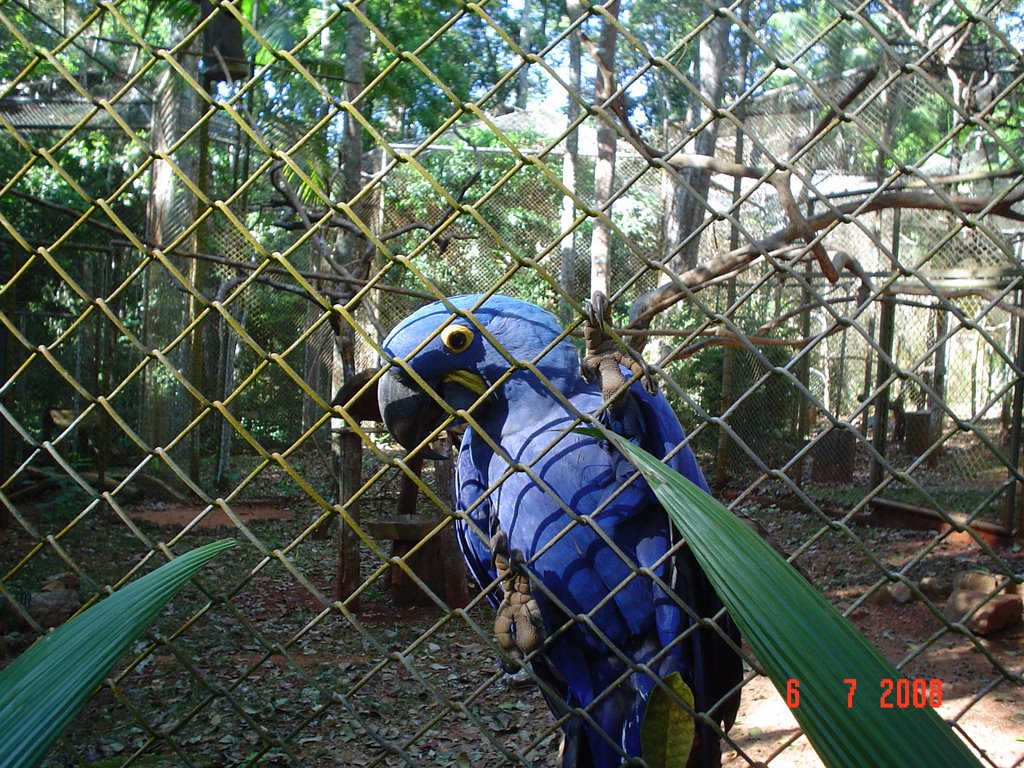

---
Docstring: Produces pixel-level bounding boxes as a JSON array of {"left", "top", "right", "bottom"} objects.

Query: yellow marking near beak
[{"left": 442, "top": 370, "right": 488, "bottom": 394}]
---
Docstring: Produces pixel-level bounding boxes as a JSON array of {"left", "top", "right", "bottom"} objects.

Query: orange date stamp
[{"left": 785, "top": 678, "right": 943, "bottom": 709}]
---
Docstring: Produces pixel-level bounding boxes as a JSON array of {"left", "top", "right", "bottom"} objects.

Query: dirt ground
[
  {"left": 5, "top": 479, "right": 1023, "bottom": 767},
  {"left": 721, "top": 517, "right": 1024, "bottom": 768},
  {"left": 130, "top": 501, "right": 296, "bottom": 530}
]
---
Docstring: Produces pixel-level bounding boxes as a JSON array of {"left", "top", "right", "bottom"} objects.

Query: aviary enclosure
[{"left": 1, "top": 0, "right": 1023, "bottom": 765}]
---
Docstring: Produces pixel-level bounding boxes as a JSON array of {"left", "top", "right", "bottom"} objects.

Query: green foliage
[
  {"left": 663, "top": 306, "right": 803, "bottom": 474},
  {"left": 0, "top": 124, "right": 151, "bottom": 442},
  {"left": 755, "top": 0, "right": 1024, "bottom": 173},
  {"left": 0, "top": 539, "right": 237, "bottom": 768},
  {"left": 617, "top": 1, "right": 701, "bottom": 126},
  {"left": 640, "top": 672, "right": 695, "bottom": 768},
  {"left": 380, "top": 126, "right": 568, "bottom": 306},
  {"left": 361, "top": 0, "right": 517, "bottom": 140},
  {"left": 591, "top": 431, "right": 983, "bottom": 768}
]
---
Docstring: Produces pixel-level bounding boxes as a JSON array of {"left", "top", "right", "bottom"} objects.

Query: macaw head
[{"left": 377, "top": 294, "right": 578, "bottom": 455}]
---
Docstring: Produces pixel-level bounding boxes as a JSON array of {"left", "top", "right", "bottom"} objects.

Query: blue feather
[{"left": 382, "top": 294, "right": 741, "bottom": 768}]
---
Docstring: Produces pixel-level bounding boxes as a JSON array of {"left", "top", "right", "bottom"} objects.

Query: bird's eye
[{"left": 441, "top": 324, "right": 474, "bottom": 353}]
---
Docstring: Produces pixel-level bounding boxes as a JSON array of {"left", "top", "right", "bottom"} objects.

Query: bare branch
[
  {"left": 612, "top": 67, "right": 880, "bottom": 293},
  {"left": 629, "top": 183, "right": 1024, "bottom": 328},
  {"left": 667, "top": 330, "right": 814, "bottom": 361},
  {"left": 269, "top": 162, "right": 355, "bottom": 281},
  {"left": 831, "top": 250, "right": 874, "bottom": 303},
  {"left": 788, "top": 66, "right": 879, "bottom": 160}
]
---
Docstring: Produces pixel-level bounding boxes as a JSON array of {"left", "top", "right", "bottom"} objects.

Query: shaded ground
[
  {"left": 722, "top": 505, "right": 1024, "bottom": 768},
  {"left": 2, "top": 454, "right": 1022, "bottom": 767},
  {"left": 131, "top": 502, "right": 295, "bottom": 530}
]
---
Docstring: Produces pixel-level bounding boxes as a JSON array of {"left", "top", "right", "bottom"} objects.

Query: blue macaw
[{"left": 378, "top": 294, "right": 742, "bottom": 768}]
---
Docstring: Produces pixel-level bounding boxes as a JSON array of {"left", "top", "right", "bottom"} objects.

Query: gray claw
[
  {"left": 490, "top": 531, "right": 544, "bottom": 669},
  {"left": 581, "top": 292, "right": 657, "bottom": 402}
]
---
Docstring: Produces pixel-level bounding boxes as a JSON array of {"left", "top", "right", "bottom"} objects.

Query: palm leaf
[
  {"left": 586, "top": 430, "right": 981, "bottom": 768},
  {"left": 0, "top": 539, "right": 237, "bottom": 768}
]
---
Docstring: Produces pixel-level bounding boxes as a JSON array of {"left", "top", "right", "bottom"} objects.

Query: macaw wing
[
  {"left": 453, "top": 375, "right": 716, "bottom": 647},
  {"left": 451, "top": 374, "right": 741, "bottom": 766},
  {"left": 612, "top": 373, "right": 744, "bottom": 733},
  {"left": 453, "top": 439, "right": 498, "bottom": 607},
  {"left": 598, "top": 368, "right": 710, "bottom": 493}
]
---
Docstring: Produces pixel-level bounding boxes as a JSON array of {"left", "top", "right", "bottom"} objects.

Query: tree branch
[
  {"left": 628, "top": 183, "right": 1024, "bottom": 328},
  {"left": 612, "top": 67, "right": 881, "bottom": 292}
]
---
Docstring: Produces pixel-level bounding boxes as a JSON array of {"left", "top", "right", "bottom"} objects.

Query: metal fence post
[
  {"left": 870, "top": 210, "right": 900, "bottom": 491},
  {"left": 1004, "top": 288, "right": 1024, "bottom": 534}
]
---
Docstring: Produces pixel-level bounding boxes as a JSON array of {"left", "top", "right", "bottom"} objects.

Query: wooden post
[
  {"left": 333, "top": 8, "right": 367, "bottom": 606},
  {"left": 335, "top": 422, "right": 362, "bottom": 608},
  {"left": 433, "top": 432, "right": 469, "bottom": 609},
  {"left": 1003, "top": 289, "right": 1024, "bottom": 534}
]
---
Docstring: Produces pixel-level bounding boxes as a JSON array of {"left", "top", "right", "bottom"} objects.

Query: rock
[
  {"left": 944, "top": 589, "right": 1023, "bottom": 636},
  {"left": 919, "top": 576, "right": 952, "bottom": 601},
  {"left": 890, "top": 582, "right": 914, "bottom": 604},
  {"left": 0, "top": 631, "right": 32, "bottom": 658},
  {"left": 954, "top": 570, "right": 1010, "bottom": 595},
  {"left": 866, "top": 585, "right": 892, "bottom": 606},
  {"left": 27, "top": 589, "right": 80, "bottom": 628},
  {"left": 39, "top": 572, "right": 80, "bottom": 592}
]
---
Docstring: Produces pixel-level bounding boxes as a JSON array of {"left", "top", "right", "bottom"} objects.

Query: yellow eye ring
[{"left": 441, "top": 324, "right": 474, "bottom": 353}]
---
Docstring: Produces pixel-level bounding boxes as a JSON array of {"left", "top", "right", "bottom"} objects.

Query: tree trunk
[
  {"left": 189, "top": 112, "right": 213, "bottom": 484},
  {"left": 144, "top": 66, "right": 194, "bottom": 451},
  {"left": 0, "top": 260, "right": 15, "bottom": 514},
  {"left": 663, "top": 16, "right": 730, "bottom": 274},
  {"left": 714, "top": 11, "right": 748, "bottom": 486},
  {"left": 334, "top": 11, "right": 366, "bottom": 608},
  {"left": 589, "top": 0, "right": 619, "bottom": 299},
  {"left": 515, "top": 0, "right": 532, "bottom": 110},
  {"left": 558, "top": 0, "right": 583, "bottom": 320}
]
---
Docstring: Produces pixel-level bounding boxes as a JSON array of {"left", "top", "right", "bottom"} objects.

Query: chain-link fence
[{"left": 2, "top": 0, "right": 1023, "bottom": 765}]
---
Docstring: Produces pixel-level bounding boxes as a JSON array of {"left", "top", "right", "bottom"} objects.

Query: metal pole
[
  {"left": 793, "top": 205, "right": 814, "bottom": 488},
  {"left": 1003, "top": 288, "right": 1024, "bottom": 534},
  {"left": 870, "top": 209, "right": 901, "bottom": 491},
  {"left": 929, "top": 298, "right": 949, "bottom": 468}
]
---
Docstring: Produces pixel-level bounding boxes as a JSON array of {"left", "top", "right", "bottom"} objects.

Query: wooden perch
[
  {"left": 628, "top": 184, "right": 1024, "bottom": 330},
  {"left": 606, "top": 68, "right": 889, "bottom": 322},
  {"left": 10, "top": 466, "right": 192, "bottom": 504},
  {"left": 602, "top": 63, "right": 1024, "bottom": 336}
]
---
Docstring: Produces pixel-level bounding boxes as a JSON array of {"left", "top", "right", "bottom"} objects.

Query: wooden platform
[{"left": 365, "top": 515, "right": 470, "bottom": 608}]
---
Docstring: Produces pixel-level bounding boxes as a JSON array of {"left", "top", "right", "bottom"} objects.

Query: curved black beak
[{"left": 377, "top": 368, "right": 448, "bottom": 460}]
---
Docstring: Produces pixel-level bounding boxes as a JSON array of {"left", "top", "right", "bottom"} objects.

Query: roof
[{"left": 0, "top": 97, "right": 152, "bottom": 132}]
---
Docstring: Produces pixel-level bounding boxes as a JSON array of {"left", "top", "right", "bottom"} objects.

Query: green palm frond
[
  {"left": 0, "top": 539, "right": 237, "bottom": 768},
  {"left": 582, "top": 429, "right": 982, "bottom": 768}
]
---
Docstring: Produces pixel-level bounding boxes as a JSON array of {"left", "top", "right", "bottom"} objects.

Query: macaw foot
[
  {"left": 490, "top": 530, "right": 544, "bottom": 670},
  {"left": 580, "top": 291, "right": 656, "bottom": 402}
]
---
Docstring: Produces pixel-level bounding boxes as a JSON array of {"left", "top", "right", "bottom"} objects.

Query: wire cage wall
[{"left": 1, "top": 0, "right": 1023, "bottom": 766}]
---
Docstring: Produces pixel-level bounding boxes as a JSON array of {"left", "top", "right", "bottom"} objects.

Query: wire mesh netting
[{"left": 2, "top": 0, "right": 1024, "bottom": 766}]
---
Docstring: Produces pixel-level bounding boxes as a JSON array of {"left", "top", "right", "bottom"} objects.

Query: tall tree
[
  {"left": 559, "top": 0, "right": 584, "bottom": 318},
  {"left": 662, "top": 13, "right": 731, "bottom": 274},
  {"left": 515, "top": 0, "right": 533, "bottom": 109},
  {"left": 588, "top": 0, "right": 620, "bottom": 298},
  {"left": 334, "top": 6, "right": 368, "bottom": 606}
]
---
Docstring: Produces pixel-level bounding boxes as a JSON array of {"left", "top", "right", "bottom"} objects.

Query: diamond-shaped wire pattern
[{"left": 2, "top": 0, "right": 1023, "bottom": 766}]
